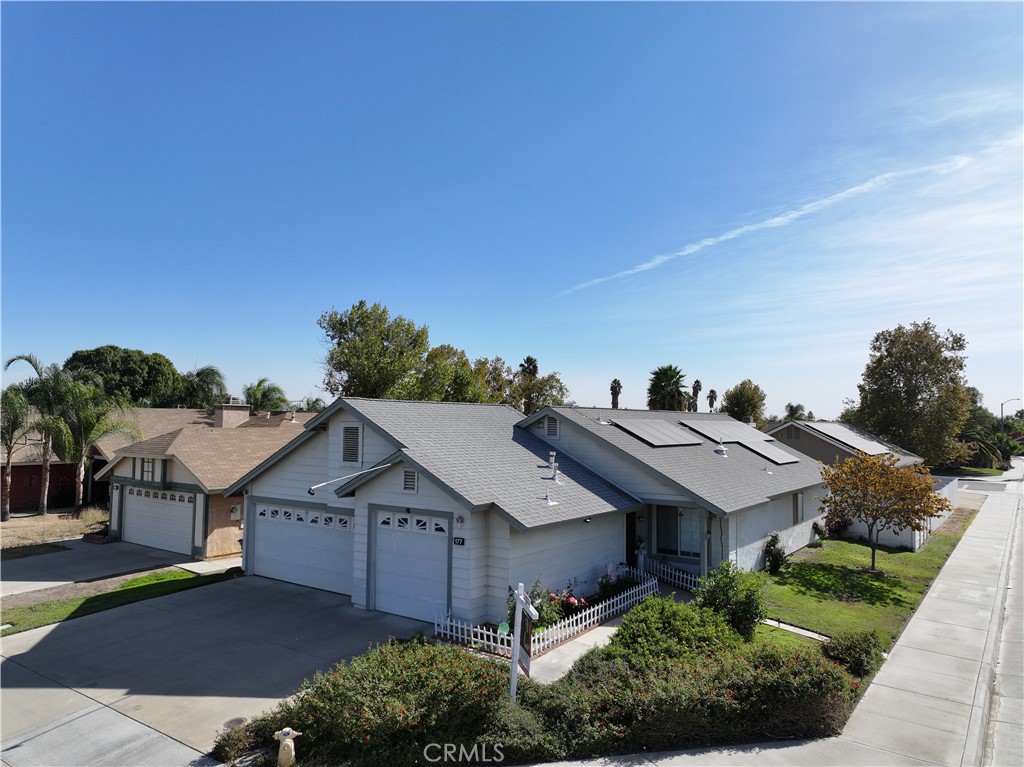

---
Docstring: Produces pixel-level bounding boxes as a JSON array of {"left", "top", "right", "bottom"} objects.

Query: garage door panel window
[
  {"left": 414, "top": 517, "right": 428, "bottom": 533},
  {"left": 396, "top": 515, "right": 410, "bottom": 530},
  {"left": 433, "top": 520, "right": 447, "bottom": 535}
]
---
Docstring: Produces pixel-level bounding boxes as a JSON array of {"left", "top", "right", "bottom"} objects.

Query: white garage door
[
  {"left": 252, "top": 505, "right": 353, "bottom": 594},
  {"left": 374, "top": 510, "right": 449, "bottom": 622},
  {"left": 123, "top": 488, "right": 194, "bottom": 555}
]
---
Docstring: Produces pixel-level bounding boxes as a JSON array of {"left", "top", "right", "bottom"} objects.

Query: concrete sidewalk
[{"left": 552, "top": 470, "right": 1022, "bottom": 767}]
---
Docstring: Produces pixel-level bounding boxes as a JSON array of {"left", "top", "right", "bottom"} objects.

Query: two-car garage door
[
  {"left": 122, "top": 489, "right": 194, "bottom": 555},
  {"left": 248, "top": 504, "right": 451, "bottom": 622},
  {"left": 252, "top": 505, "right": 353, "bottom": 595}
]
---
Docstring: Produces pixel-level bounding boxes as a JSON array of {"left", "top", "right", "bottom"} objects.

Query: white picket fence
[
  {"left": 644, "top": 558, "right": 700, "bottom": 592},
  {"left": 434, "top": 565, "right": 658, "bottom": 658}
]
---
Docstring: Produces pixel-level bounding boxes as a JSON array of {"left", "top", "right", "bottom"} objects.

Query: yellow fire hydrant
[{"left": 273, "top": 727, "right": 302, "bottom": 767}]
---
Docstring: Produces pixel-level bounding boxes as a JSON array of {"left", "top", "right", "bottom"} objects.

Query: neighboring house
[
  {"left": 225, "top": 399, "right": 823, "bottom": 625},
  {"left": 766, "top": 419, "right": 954, "bottom": 550},
  {"left": 766, "top": 419, "right": 923, "bottom": 468},
  {"left": 95, "top": 405, "right": 314, "bottom": 558},
  {"left": 1, "top": 435, "right": 76, "bottom": 512}
]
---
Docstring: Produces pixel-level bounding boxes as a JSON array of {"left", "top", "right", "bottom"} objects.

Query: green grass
[
  {"left": 933, "top": 466, "right": 1004, "bottom": 477},
  {"left": 762, "top": 510, "right": 976, "bottom": 647},
  {"left": 1, "top": 570, "right": 233, "bottom": 636},
  {"left": 753, "top": 623, "right": 821, "bottom": 651}
]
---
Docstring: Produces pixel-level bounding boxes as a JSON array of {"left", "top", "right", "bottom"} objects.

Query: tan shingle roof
[
  {"left": 103, "top": 422, "right": 308, "bottom": 491},
  {"left": 93, "top": 409, "right": 212, "bottom": 459}
]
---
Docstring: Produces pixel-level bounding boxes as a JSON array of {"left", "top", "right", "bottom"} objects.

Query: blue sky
[{"left": 3, "top": 2, "right": 1021, "bottom": 418}]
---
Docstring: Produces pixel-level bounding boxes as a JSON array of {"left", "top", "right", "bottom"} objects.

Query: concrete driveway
[
  {"left": 1, "top": 540, "right": 214, "bottom": 598},
  {"left": 1, "top": 576, "right": 429, "bottom": 763}
]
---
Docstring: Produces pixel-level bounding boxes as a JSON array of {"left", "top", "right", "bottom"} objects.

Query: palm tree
[
  {"left": 707, "top": 389, "right": 718, "bottom": 412},
  {"left": 2, "top": 386, "right": 34, "bottom": 521},
  {"left": 783, "top": 403, "right": 807, "bottom": 422},
  {"left": 297, "top": 395, "right": 326, "bottom": 413},
  {"left": 519, "top": 356, "right": 539, "bottom": 379},
  {"left": 690, "top": 379, "right": 702, "bottom": 412},
  {"left": 243, "top": 377, "right": 290, "bottom": 413},
  {"left": 179, "top": 365, "right": 228, "bottom": 409},
  {"left": 52, "top": 381, "right": 141, "bottom": 511},
  {"left": 3, "top": 354, "right": 78, "bottom": 514},
  {"left": 647, "top": 365, "right": 688, "bottom": 411},
  {"left": 610, "top": 379, "right": 622, "bottom": 409}
]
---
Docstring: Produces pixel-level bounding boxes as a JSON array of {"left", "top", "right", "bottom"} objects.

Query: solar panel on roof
[
  {"left": 614, "top": 418, "right": 703, "bottom": 447},
  {"left": 681, "top": 420, "right": 768, "bottom": 444},
  {"left": 804, "top": 422, "right": 888, "bottom": 455},
  {"left": 739, "top": 440, "right": 800, "bottom": 465}
]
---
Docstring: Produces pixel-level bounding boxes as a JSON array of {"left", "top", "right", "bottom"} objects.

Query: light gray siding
[
  {"left": 731, "top": 483, "right": 825, "bottom": 570},
  {"left": 508, "top": 512, "right": 624, "bottom": 601},
  {"left": 250, "top": 431, "right": 332, "bottom": 505}
]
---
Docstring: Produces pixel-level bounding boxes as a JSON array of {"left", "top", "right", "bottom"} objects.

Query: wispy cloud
[{"left": 559, "top": 154, "right": 972, "bottom": 297}]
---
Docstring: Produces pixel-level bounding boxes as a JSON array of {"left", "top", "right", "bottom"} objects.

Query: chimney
[{"left": 214, "top": 403, "right": 252, "bottom": 428}]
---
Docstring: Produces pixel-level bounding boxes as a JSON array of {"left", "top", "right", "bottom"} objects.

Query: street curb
[{"left": 960, "top": 493, "right": 1021, "bottom": 767}]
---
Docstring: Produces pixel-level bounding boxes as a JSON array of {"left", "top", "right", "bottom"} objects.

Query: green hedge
[{"left": 215, "top": 602, "right": 859, "bottom": 765}]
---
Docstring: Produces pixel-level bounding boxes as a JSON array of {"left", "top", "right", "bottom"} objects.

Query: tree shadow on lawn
[{"left": 774, "top": 562, "right": 909, "bottom": 608}]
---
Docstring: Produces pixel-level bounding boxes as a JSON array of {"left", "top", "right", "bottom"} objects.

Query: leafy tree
[
  {"left": 51, "top": 381, "right": 141, "bottom": 511},
  {"left": 1, "top": 386, "right": 33, "bottom": 521},
  {"left": 513, "top": 358, "right": 568, "bottom": 416},
  {"left": 64, "top": 346, "right": 180, "bottom": 406},
  {"left": 689, "top": 379, "right": 702, "bottom": 412},
  {"left": 819, "top": 452, "right": 951, "bottom": 572},
  {"left": 647, "top": 365, "right": 688, "bottom": 411},
  {"left": 472, "top": 356, "right": 515, "bottom": 404},
  {"left": 845, "top": 320, "right": 971, "bottom": 466},
  {"left": 417, "top": 345, "right": 482, "bottom": 403},
  {"left": 721, "top": 379, "right": 767, "bottom": 428},
  {"left": 3, "top": 354, "right": 80, "bottom": 514},
  {"left": 242, "top": 377, "right": 290, "bottom": 413},
  {"left": 319, "top": 301, "right": 430, "bottom": 398},
  {"left": 610, "top": 378, "right": 622, "bottom": 409},
  {"left": 178, "top": 365, "right": 228, "bottom": 409},
  {"left": 706, "top": 388, "right": 718, "bottom": 412}
]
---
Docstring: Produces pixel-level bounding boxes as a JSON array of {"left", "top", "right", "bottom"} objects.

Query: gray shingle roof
[
  {"left": 536, "top": 407, "right": 824, "bottom": 515},
  {"left": 339, "top": 399, "right": 640, "bottom": 530},
  {"left": 771, "top": 420, "right": 923, "bottom": 467}
]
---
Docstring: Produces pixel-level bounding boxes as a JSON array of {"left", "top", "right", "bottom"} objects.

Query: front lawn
[
  {"left": 1, "top": 570, "right": 232, "bottom": 636},
  {"left": 762, "top": 509, "right": 977, "bottom": 645}
]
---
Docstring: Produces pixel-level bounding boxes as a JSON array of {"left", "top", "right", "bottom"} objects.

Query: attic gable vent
[
  {"left": 403, "top": 469, "right": 418, "bottom": 493},
  {"left": 342, "top": 426, "right": 360, "bottom": 463},
  {"left": 546, "top": 416, "right": 559, "bottom": 438}
]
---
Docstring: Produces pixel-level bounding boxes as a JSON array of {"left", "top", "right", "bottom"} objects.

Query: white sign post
[{"left": 509, "top": 582, "right": 539, "bottom": 701}]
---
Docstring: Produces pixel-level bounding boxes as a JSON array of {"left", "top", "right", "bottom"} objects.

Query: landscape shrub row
[{"left": 215, "top": 592, "right": 861, "bottom": 766}]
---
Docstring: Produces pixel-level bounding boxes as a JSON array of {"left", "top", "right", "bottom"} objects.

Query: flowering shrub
[
  {"left": 823, "top": 630, "right": 886, "bottom": 678},
  {"left": 693, "top": 560, "right": 767, "bottom": 640}
]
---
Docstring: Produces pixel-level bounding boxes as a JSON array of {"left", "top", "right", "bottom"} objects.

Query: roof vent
[{"left": 714, "top": 442, "right": 729, "bottom": 457}]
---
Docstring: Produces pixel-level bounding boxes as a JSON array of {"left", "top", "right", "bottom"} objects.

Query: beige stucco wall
[{"left": 205, "top": 494, "right": 243, "bottom": 558}]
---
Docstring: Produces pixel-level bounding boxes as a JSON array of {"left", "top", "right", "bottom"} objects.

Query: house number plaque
[{"left": 453, "top": 537, "right": 466, "bottom": 546}]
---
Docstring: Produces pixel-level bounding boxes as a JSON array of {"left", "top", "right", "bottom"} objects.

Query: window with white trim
[
  {"left": 337, "top": 516, "right": 350, "bottom": 530},
  {"left": 342, "top": 426, "right": 360, "bottom": 463},
  {"left": 414, "top": 517, "right": 428, "bottom": 533},
  {"left": 433, "top": 520, "right": 447, "bottom": 536},
  {"left": 655, "top": 505, "right": 702, "bottom": 558},
  {"left": 402, "top": 469, "right": 418, "bottom": 493},
  {"left": 396, "top": 515, "right": 410, "bottom": 530},
  {"left": 379, "top": 514, "right": 392, "bottom": 528}
]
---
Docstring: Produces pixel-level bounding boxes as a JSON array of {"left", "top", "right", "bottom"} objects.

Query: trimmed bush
[
  {"left": 608, "top": 595, "right": 740, "bottom": 667},
  {"left": 212, "top": 637, "right": 508, "bottom": 766},
  {"left": 763, "top": 531, "right": 786, "bottom": 574},
  {"left": 822, "top": 630, "right": 886, "bottom": 678},
  {"left": 693, "top": 561, "right": 767, "bottom": 640}
]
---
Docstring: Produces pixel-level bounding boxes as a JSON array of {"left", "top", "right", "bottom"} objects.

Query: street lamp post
[{"left": 1000, "top": 398, "right": 1020, "bottom": 434}]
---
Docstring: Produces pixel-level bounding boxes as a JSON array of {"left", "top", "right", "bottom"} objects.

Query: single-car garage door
[
  {"left": 123, "top": 488, "right": 194, "bottom": 555},
  {"left": 374, "top": 510, "right": 449, "bottom": 622},
  {"left": 252, "top": 505, "right": 353, "bottom": 594}
]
